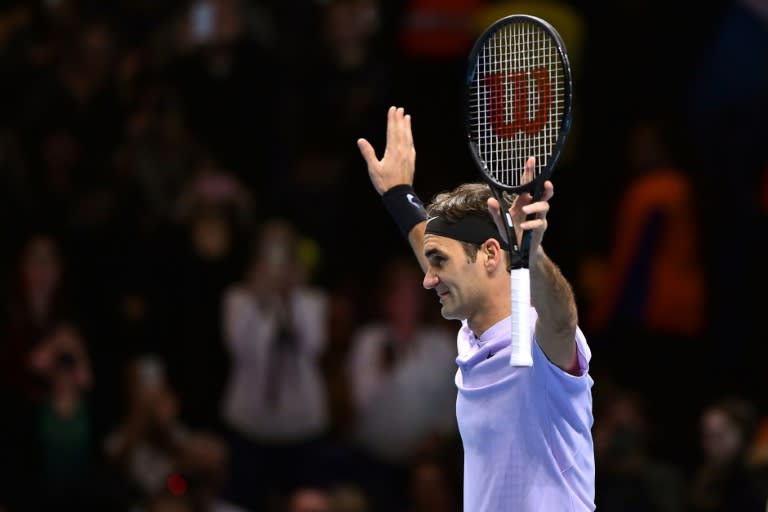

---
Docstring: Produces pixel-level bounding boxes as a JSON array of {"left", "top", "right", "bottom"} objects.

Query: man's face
[{"left": 422, "top": 234, "right": 487, "bottom": 322}]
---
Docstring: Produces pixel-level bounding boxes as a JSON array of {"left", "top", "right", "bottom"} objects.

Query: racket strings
[{"left": 469, "top": 21, "right": 566, "bottom": 188}]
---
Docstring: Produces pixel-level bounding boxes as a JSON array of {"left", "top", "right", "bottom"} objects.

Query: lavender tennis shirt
[{"left": 454, "top": 310, "right": 595, "bottom": 511}]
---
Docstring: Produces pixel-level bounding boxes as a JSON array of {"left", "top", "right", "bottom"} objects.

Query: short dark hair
[
  {"left": 427, "top": 183, "right": 494, "bottom": 222},
  {"left": 427, "top": 183, "right": 512, "bottom": 264}
]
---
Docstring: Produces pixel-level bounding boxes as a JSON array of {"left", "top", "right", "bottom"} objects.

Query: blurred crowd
[{"left": 0, "top": 0, "right": 767, "bottom": 511}]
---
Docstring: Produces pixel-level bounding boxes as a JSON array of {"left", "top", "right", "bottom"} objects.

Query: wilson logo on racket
[
  {"left": 483, "top": 68, "right": 552, "bottom": 138},
  {"left": 465, "top": 14, "right": 573, "bottom": 367}
]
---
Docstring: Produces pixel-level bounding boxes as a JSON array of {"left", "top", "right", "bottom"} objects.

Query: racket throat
[
  {"left": 519, "top": 230, "right": 532, "bottom": 266},
  {"left": 504, "top": 211, "right": 514, "bottom": 230}
]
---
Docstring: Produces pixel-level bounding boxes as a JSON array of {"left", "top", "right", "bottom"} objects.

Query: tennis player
[{"left": 357, "top": 106, "right": 595, "bottom": 511}]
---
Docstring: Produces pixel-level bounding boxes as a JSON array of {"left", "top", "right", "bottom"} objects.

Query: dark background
[{"left": 0, "top": 0, "right": 767, "bottom": 511}]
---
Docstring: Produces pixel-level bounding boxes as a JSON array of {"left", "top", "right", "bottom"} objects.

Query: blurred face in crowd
[
  {"left": 21, "top": 235, "right": 62, "bottom": 302},
  {"left": 147, "top": 495, "right": 193, "bottom": 512},
  {"left": 592, "top": 392, "right": 648, "bottom": 469},
  {"left": 191, "top": 208, "right": 232, "bottom": 260},
  {"left": 126, "top": 357, "right": 179, "bottom": 431},
  {"left": 380, "top": 261, "right": 425, "bottom": 326},
  {"left": 700, "top": 406, "right": 746, "bottom": 465},
  {"left": 288, "top": 488, "right": 332, "bottom": 512},
  {"left": 324, "top": 0, "right": 379, "bottom": 53},
  {"left": 408, "top": 459, "right": 456, "bottom": 512},
  {"left": 248, "top": 220, "right": 305, "bottom": 296}
]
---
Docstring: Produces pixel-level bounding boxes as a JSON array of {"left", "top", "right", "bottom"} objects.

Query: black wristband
[{"left": 381, "top": 184, "right": 427, "bottom": 238}]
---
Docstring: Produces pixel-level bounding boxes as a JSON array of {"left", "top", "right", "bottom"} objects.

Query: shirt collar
[{"left": 467, "top": 316, "right": 511, "bottom": 347}]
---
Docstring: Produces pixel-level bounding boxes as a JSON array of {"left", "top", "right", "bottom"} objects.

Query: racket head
[{"left": 465, "top": 14, "right": 573, "bottom": 198}]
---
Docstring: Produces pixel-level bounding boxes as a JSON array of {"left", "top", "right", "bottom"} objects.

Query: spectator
[
  {"left": 0, "top": 320, "right": 105, "bottom": 511},
  {"left": 404, "top": 454, "right": 460, "bottom": 512},
  {"left": 593, "top": 389, "right": 684, "bottom": 512},
  {"left": 286, "top": 487, "right": 333, "bottom": 512},
  {"left": 686, "top": 397, "right": 768, "bottom": 512},
  {"left": 158, "top": 153, "right": 252, "bottom": 432},
  {"left": 103, "top": 355, "right": 190, "bottom": 507},
  {"left": 345, "top": 256, "right": 458, "bottom": 510},
  {"left": 1, "top": 232, "right": 74, "bottom": 403},
  {"left": 219, "top": 218, "right": 332, "bottom": 510},
  {"left": 170, "top": 432, "right": 248, "bottom": 512}
]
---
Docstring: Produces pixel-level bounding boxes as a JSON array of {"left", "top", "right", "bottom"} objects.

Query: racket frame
[
  {"left": 465, "top": 13, "right": 573, "bottom": 200},
  {"left": 463, "top": 14, "right": 573, "bottom": 367}
]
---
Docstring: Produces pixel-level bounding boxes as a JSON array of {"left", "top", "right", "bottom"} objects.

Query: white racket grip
[{"left": 509, "top": 268, "right": 533, "bottom": 367}]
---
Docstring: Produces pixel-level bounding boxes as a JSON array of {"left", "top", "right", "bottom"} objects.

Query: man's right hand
[{"left": 357, "top": 106, "right": 416, "bottom": 195}]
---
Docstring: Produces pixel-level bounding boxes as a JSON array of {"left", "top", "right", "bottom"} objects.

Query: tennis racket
[{"left": 465, "top": 14, "right": 573, "bottom": 367}]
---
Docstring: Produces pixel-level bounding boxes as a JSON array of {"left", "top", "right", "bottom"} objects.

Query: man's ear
[{"left": 482, "top": 239, "right": 504, "bottom": 270}]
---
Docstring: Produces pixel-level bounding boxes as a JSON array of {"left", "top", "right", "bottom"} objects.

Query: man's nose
[{"left": 423, "top": 269, "right": 438, "bottom": 289}]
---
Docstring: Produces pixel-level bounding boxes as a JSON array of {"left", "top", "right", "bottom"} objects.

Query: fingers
[
  {"left": 519, "top": 156, "right": 552, "bottom": 233},
  {"left": 386, "top": 105, "right": 396, "bottom": 144},
  {"left": 523, "top": 156, "right": 535, "bottom": 185},
  {"left": 521, "top": 206, "right": 548, "bottom": 223},
  {"left": 519, "top": 154, "right": 552, "bottom": 208},
  {"left": 356, "top": 138, "right": 376, "bottom": 166},
  {"left": 513, "top": 157, "right": 536, "bottom": 207},
  {"left": 520, "top": 217, "right": 548, "bottom": 236},
  {"left": 487, "top": 196, "right": 500, "bottom": 217},
  {"left": 486, "top": 158, "right": 554, "bottom": 242},
  {"left": 540, "top": 179, "right": 554, "bottom": 201},
  {"left": 522, "top": 184, "right": 551, "bottom": 217},
  {"left": 487, "top": 196, "right": 509, "bottom": 244},
  {"left": 521, "top": 194, "right": 549, "bottom": 232},
  {"left": 394, "top": 107, "right": 408, "bottom": 149},
  {"left": 361, "top": 106, "right": 408, "bottom": 164},
  {"left": 360, "top": 106, "right": 416, "bottom": 196},
  {"left": 386, "top": 106, "right": 409, "bottom": 146},
  {"left": 403, "top": 113, "right": 413, "bottom": 148}
]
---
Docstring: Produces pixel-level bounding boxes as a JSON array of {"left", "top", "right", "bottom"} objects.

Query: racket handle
[{"left": 509, "top": 268, "right": 533, "bottom": 367}]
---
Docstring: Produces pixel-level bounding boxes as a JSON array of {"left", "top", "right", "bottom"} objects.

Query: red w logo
[{"left": 483, "top": 67, "right": 551, "bottom": 138}]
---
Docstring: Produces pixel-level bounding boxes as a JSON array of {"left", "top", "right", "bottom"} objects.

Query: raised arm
[
  {"left": 357, "top": 106, "right": 428, "bottom": 272},
  {"left": 488, "top": 169, "right": 579, "bottom": 371},
  {"left": 529, "top": 243, "right": 579, "bottom": 371}
]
